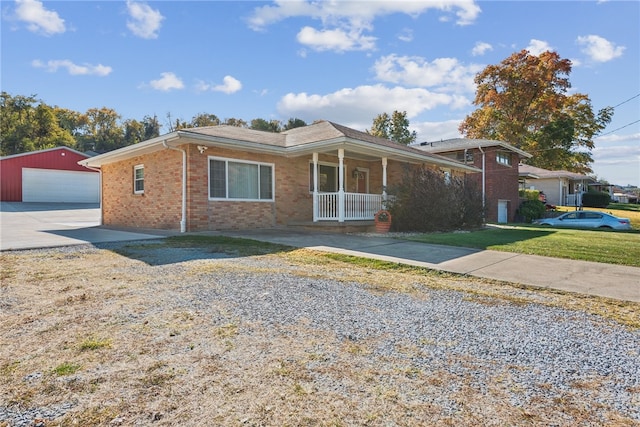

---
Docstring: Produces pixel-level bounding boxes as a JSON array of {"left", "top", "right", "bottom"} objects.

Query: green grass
[
  {"left": 52, "top": 362, "right": 81, "bottom": 376},
  {"left": 406, "top": 225, "right": 640, "bottom": 267},
  {"left": 155, "top": 235, "right": 291, "bottom": 256}
]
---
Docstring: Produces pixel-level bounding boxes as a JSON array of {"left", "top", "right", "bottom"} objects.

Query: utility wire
[
  {"left": 598, "top": 119, "right": 640, "bottom": 137},
  {"left": 611, "top": 93, "right": 640, "bottom": 109}
]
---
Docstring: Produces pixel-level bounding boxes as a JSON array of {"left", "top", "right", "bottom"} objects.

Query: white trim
[{"left": 207, "top": 155, "right": 275, "bottom": 202}]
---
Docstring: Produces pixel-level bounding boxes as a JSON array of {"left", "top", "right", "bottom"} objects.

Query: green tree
[
  {"left": 283, "top": 117, "right": 307, "bottom": 130},
  {"left": 142, "top": 115, "right": 161, "bottom": 140},
  {"left": 191, "top": 113, "right": 220, "bottom": 127},
  {"left": 250, "top": 118, "right": 281, "bottom": 132},
  {"left": 368, "top": 110, "right": 417, "bottom": 145},
  {"left": 459, "top": 50, "right": 612, "bottom": 174},
  {"left": 79, "top": 107, "right": 124, "bottom": 152},
  {"left": 223, "top": 117, "right": 248, "bottom": 127},
  {"left": 0, "top": 92, "right": 75, "bottom": 155}
]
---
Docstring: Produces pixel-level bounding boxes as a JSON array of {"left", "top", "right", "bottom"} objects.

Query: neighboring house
[
  {"left": 518, "top": 164, "right": 594, "bottom": 207},
  {"left": 414, "top": 138, "right": 532, "bottom": 223},
  {"left": 0, "top": 147, "right": 99, "bottom": 203},
  {"left": 79, "top": 120, "right": 479, "bottom": 232}
]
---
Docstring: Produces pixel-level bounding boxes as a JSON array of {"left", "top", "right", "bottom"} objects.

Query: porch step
[{"left": 286, "top": 220, "right": 376, "bottom": 234}]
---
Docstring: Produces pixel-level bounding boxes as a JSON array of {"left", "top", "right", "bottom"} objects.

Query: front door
[
  {"left": 498, "top": 200, "right": 508, "bottom": 223},
  {"left": 357, "top": 171, "right": 367, "bottom": 193}
]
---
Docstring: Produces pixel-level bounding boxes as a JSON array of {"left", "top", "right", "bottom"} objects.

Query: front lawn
[{"left": 406, "top": 225, "right": 640, "bottom": 267}]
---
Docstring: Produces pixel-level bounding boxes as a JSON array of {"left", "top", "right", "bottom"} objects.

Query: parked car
[{"left": 533, "top": 210, "right": 632, "bottom": 230}]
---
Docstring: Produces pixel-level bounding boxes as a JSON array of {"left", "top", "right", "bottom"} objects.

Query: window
[
  {"left": 496, "top": 151, "right": 512, "bottom": 166},
  {"left": 456, "top": 150, "right": 474, "bottom": 163},
  {"left": 309, "top": 163, "right": 339, "bottom": 192},
  {"left": 134, "top": 164, "right": 144, "bottom": 194},
  {"left": 209, "top": 157, "right": 274, "bottom": 200}
]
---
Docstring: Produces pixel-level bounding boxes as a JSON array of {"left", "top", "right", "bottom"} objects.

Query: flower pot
[{"left": 374, "top": 210, "right": 392, "bottom": 233}]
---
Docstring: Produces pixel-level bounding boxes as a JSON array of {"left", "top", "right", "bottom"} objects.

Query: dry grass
[{"left": 0, "top": 243, "right": 638, "bottom": 426}]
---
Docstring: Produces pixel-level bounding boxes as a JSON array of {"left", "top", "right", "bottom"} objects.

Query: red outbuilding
[{"left": 0, "top": 147, "right": 99, "bottom": 202}]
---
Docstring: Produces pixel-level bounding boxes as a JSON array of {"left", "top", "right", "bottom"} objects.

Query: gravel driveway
[{"left": 1, "top": 240, "right": 639, "bottom": 426}]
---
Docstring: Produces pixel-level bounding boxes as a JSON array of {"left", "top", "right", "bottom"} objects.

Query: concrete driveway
[{"left": 0, "top": 202, "right": 164, "bottom": 251}]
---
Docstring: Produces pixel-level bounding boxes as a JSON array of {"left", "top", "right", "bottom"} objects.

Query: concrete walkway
[
  {"left": 1, "top": 202, "right": 638, "bottom": 303},
  {"left": 218, "top": 229, "right": 640, "bottom": 303}
]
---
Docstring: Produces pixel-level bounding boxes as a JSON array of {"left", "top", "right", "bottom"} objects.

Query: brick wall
[
  {"left": 102, "top": 149, "right": 183, "bottom": 229},
  {"left": 102, "top": 143, "right": 431, "bottom": 231}
]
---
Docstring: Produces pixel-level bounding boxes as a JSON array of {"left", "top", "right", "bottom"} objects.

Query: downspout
[
  {"left": 478, "top": 146, "right": 486, "bottom": 222},
  {"left": 163, "top": 140, "right": 187, "bottom": 233},
  {"left": 82, "top": 164, "right": 103, "bottom": 225}
]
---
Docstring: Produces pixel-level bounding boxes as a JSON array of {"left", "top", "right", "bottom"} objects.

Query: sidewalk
[{"left": 217, "top": 229, "right": 640, "bottom": 303}]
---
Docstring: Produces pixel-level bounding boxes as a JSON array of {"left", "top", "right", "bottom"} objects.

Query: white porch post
[
  {"left": 381, "top": 157, "right": 388, "bottom": 208},
  {"left": 338, "top": 149, "right": 345, "bottom": 222},
  {"left": 312, "top": 152, "right": 319, "bottom": 222}
]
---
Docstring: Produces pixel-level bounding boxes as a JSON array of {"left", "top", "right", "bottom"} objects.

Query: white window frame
[
  {"left": 208, "top": 156, "right": 275, "bottom": 202},
  {"left": 133, "top": 164, "right": 144, "bottom": 194},
  {"left": 496, "top": 151, "right": 512, "bottom": 166}
]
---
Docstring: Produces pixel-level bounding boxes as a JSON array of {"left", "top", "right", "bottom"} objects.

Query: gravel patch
[{"left": 1, "top": 242, "right": 638, "bottom": 426}]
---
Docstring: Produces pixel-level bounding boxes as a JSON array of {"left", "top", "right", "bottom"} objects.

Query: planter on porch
[{"left": 374, "top": 209, "right": 392, "bottom": 233}]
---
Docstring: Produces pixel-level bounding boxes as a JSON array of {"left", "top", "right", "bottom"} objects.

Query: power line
[
  {"left": 598, "top": 119, "right": 640, "bottom": 137},
  {"left": 612, "top": 93, "right": 640, "bottom": 109}
]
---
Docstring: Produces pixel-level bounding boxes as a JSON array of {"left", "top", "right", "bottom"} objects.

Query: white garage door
[{"left": 22, "top": 168, "right": 99, "bottom": 203}]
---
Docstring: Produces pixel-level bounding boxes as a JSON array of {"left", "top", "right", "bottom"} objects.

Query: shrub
[
  {"left": 519, "top": 189, "right": 541, "bottom": 201},
  {"left": 387, "top": 165, "right": 484, "bottom": 232},
  {"left": 517, "top": 200, "right": 546, "bottom": 223},
  {"left": 582, "top": 191, "right": 611, "bottom": 208}
]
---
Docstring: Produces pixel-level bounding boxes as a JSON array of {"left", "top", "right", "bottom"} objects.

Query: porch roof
[
  {"left": 518, "top": 164, "right": 593, "bottom": 182},
  {"left": 80, "top": 120, "right": 479, "bottom": 172}
]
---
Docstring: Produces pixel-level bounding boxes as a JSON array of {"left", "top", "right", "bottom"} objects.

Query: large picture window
[{"left": 209, "top": 157, "right": 274, "bottom": 200}]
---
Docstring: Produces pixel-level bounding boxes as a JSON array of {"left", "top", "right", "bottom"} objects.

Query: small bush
[
  {"left": 582, "top": 191, "right": 611, "bottom": 208},
  {"left": 517, "top": 200, "right": 546, "bottom": 223},
  {"left": 388, "top": 166, "right": 484, "bottom": 232},
  {"left": 519, "top": 189, "right": 541, "bottom": 201}
]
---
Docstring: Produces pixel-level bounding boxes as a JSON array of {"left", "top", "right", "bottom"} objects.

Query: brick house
[
  {"left": 415, "top": 138, "right": 531, "bottom": 223},
  {"left": 79, "top": 121, "right": 479, "bottom": 232}
]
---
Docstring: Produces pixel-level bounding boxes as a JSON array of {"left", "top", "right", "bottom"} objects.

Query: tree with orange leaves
[{"left": 459, "top": 50, "right": 612, "bottom": 174}]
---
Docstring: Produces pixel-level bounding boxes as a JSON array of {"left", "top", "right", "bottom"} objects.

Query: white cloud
[
  {"left": 32, "top": 59, "right": 112, "bottom": 76},
  {"left": 126, "top": 1, "right": 164, "bottom": 39},
  {"left": 527, "top": 39, "right": 553, "bottom": 55},
  {"left": 14, "top": 0, "right": 65, "bottom": 36},
  {"left": 215, "top": 76, "right": 243, "bottom": 94},
  {"left": 471, "top": 41, "right": 492, "bottom": 56},
  {"left": 373, "top": 54, "right": 482, "bottom": 94},
  {"left": 248, "top": 0, "right": 481, "bottom": 52},
  {"left": 277, "top": 84, "right": 465, "bottom": 128},
  {"left": 196, "top": 76, "right": 242, "bottom": 94},
  {"left": 297, "top": 26, "right": 376, "bottom": 52},
  {"left": 397, "top": 28, "right": 413, "bottom": 43},
  {"left": 576, "top": 35, "right": 625, "bottom": 62},
  {"left": 148, "top": 72, "right": 184, "bottom": 91},
  {"left": 413, "top": 119, "right": 464, "bottom": 142}
]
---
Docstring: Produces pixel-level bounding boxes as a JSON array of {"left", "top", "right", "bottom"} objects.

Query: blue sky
[{"left": 2, "top": 0, "right": 639, "bottom": 186}]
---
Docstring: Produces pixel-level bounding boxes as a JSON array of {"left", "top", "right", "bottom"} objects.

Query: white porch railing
[
  {"left": 565, "top": 192, "right": 583, "bottom": 207},
  {"left": 315, "top": 192, "right": 383, "bottom": 221}
]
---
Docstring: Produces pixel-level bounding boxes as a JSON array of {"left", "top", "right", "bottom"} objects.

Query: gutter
[
  {"left": 162, "top": 140, "right": 187, "bottom": 233},
  {"left": 478, "top": 145, "right": 486, "bottom": 221}
]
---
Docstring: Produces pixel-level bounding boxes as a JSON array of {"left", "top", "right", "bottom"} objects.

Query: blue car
[{"left": 533, "top": 210, "right": 632, "bottom": 230}]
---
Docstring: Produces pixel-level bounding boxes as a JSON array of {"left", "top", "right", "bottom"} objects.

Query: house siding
[{"left": 100, "top": 143, "right": 422, "bottom": 231}]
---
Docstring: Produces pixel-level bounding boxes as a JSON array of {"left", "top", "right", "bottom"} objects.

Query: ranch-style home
[{"left": 79, "top": 120, "right": 480, "bottom": 232}]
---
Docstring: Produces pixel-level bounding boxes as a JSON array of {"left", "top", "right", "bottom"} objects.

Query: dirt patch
[{"left": 1, "top": 240, "right": 638, "bottom": 426}]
